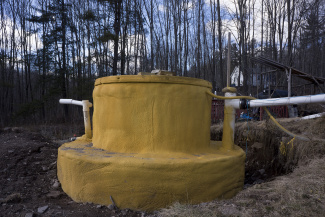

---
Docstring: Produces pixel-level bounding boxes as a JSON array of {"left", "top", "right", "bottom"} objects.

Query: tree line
[{"left": 0, "top": 0, "right": 324, "bottom": 126}]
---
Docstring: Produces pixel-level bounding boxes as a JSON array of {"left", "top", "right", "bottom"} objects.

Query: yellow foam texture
[
  {"left": 57, "top": 140, "right": 245, "bottom": 211},
  {"left": 57, "top": 75, "right": 246, "bottom": 211},
  {"left": 92, "top": 75, "right": 212, "bottom": 153},
  {"left": 222, "top": 105, "right": 235, "bottom": 150}
]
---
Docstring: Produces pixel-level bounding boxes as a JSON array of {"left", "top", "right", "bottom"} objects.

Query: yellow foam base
[{"left": 57, "top": 139, "right": 245, "bottom": 211}]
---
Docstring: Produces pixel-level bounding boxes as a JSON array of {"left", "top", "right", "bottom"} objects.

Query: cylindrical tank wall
[{"left": 92, "top": 75, "right": 212, "bottom": 153}]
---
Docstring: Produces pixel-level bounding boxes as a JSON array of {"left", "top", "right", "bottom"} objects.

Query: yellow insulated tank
[
  {"left": 92, "top": 75, "right": 212, "bottom": 153},
  {"left": 57, "top": 75, "right": 245, "bottom": 211}
]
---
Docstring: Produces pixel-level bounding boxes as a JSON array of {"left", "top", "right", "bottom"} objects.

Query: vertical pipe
[
  {"left": 82, "top": 100, "right": 92, "bottom": 139},
  {"left": 222, "top": 92, "right": 236, "bottom": 150}
]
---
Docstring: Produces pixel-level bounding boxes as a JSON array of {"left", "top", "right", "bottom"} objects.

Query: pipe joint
[
  {"left": 59, "top": 99, "right": 92, "bottom": 139},
  {"left": 239, "top": 99, "right": 250, "bottom": 109},
  {"left": 82, "top": 100, "right": 93, "bottom": 112}
]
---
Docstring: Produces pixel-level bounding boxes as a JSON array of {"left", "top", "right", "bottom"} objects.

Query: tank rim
[{"left": 95, "top": 75, "right": 212, "bottom": 89}]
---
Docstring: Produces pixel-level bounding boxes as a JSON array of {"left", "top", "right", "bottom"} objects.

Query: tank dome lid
[{"left": 95, "top": 75, "right": 212, "bottom": 89}]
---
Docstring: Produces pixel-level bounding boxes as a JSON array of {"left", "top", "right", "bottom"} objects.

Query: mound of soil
[{"left": 211, "top": 116, "right": 325, "bottom": 185}]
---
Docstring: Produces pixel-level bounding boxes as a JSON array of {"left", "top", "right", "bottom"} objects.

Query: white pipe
[
  {"left": 82, "top": 100, "right": 92, "bottom": 139},
  {"left": 222, "top": 92, "right": 237, "bottom": 150},
  {"left": 227, "top": 99, "right": 241, "bottom": 109},
  {"left": 301, "top": 112, "right": 325, "bottom": 120},
  {"left": 248, "top": 94, "right": 325, "bottom": 108},
  {"left": 59, "top": 99, "right": 93, "bottom": 139},
  {"left": 59, "top": 99, "right": 83, "bottom": 106}
]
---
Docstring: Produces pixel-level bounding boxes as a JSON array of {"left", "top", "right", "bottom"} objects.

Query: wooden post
[
  {"left": 304, "top": 84, "right": 306, "bottom": 95},
  {"left": 268, "top": 72, "right": 271, "bottom": 97},
  {"left": 227, "top": 32, "right": 231, "bottom": 87},
  {"left": 256, "top": 67, "right": 259, "bottom": 97},
  {"left": 288, "top": 68, "right": 291, "bottom": 97}
]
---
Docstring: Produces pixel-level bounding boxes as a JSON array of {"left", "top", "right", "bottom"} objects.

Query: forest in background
[{"left": 0, "top": 0, "right": 324, "bottom": 126}]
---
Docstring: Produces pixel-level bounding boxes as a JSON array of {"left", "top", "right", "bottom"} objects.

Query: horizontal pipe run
[
  {"left": 59, "top": 99, "right": 83, "bottom": 106},
  {"left": 235, "top": 94, "right": 325, "bottom": 109},
  {"left": 59, "top": 99, "right": 93, "bottom": 111},
  {"left": 248, "top": 94, "right": 325, "bottom": 108}
]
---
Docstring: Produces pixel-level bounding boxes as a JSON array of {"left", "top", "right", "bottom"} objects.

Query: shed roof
[{"left": 251, "top": 56, "right": 325, "bottom": 85}]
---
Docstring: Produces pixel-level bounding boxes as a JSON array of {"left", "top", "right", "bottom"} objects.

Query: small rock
[
  {"left": 37, "top": 205, "right": 49, "bottom": 214},
  {"left": 46, "top": 191, "right": 62, "bottom": 199},
  {"left": 107, "top": 204, "right": 115, "bottom": 210},
  {"left": 7, "top": 150, "right": 14, "bottom": 153},
  {"left": 254, "top": 179, "right": 264, "bottom": 184},
  {"left": 244, "top": 184, "right": 251, "bottom": 189},
  {"left": 49, "top": 161, "right": 57, "bottom": 170},
  {"left": 96, "top": 204, "right": 103, "bottom": 208},
  {"left": 258, "top": 169, "right": 265, "bottom": 175},
  {"left": 11, "top": 127, "right": 22, "bottom": 133},
  {"left": 52, "top": 180, "right": 60, "bottom": 189},
  {"left": 252, "top": 142, "right": 264, "bottom": 150},
  {"left": 3, "top": 127, "right": 11, "bottom": 132},
  {"left": 201, "top": 202, "right": 208, "bottom": 207},
  {"left": 25, "top": 213, "right": 34, "bottom": 217},
  {"left": 42, "top": 166, "right": 48, "bottom": 171}
]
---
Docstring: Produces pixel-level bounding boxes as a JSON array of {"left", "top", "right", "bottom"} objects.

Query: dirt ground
[
  {"left": 0, "top": 116, "right": 324, "bottom": 216},
  {"left": 0, "top": 128, "right": 147, "bottom": 217}
]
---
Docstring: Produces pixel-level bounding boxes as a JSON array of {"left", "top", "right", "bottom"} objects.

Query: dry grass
[
  {"left": 157, "top": 157, "right": 325, "bottom": 217},
  {"left": 157, "top": 202, "right": 224, "bottom": 217}
]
